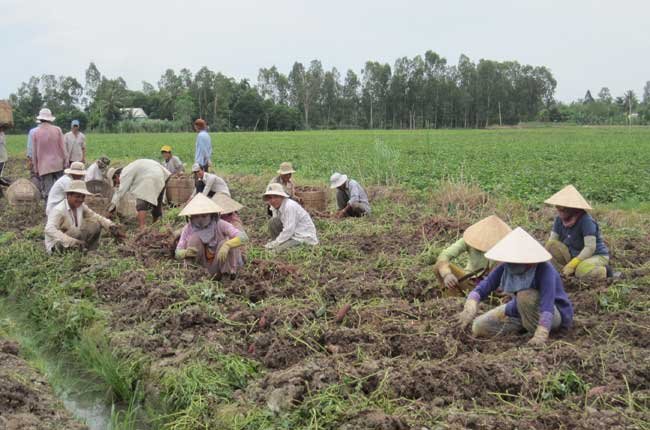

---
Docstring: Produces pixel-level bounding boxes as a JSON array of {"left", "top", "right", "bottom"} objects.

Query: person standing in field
[
  {"left": 160, "top": 145, "right": 184, "bottom": 175},
  {"left": 434, "top": 215, "right": 512, "bottom": 297},
  {"left": 191, "top": 163, "right": 230, "bottom": 198},
  {"left": 26, "top": 121, "right": 41, "bottom": 191},
  {"left": 544, "top": 185, "right": 610, "bottom": 280},
  {"left": 45, "top": 162, "right": 86, "bottom": 215},
  {"left": 264, "top": 183, "right": 318, "bottom": 252},
  {"left": 64, "top": 120, "right": 86, "bottom": 164},
  {"left": 0, "top": 124, "right": 9, "bottom": 186},
  {"left": 32, "top": 108, "right": 67, "bottom": 199},
  {"left": 194, "top": 118, "right": 212, "bottom": 172},
  {"left": 457, "top": 227, "right": 574, "bottom": 346},
  {"left": 329, "top": 172, "right": 371, "bottom": 218},
  {"left": 85, "top": 156, "right": 111, "bottom": 182}
]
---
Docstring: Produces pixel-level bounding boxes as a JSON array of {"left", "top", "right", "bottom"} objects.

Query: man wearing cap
[
  {"left": 330, "top": 172, "right": 371, "bottom": 218},
  {"left": 160, "top": 145, "right": 184, "bottom": 175},
  {"left": 109, "top": 159, "right": 171, "bottom": 230},
  {"left": 44, "top": 180, "right": 120, "bottom": 253},
  {"left": 264, "top": 183, "right": 318, "bottom": 252},
  {"left": 32, "top": 108, "right": 67, "bottom": 198},
  {"left": 64, "top": 120, "right": 86, "bottom": 164},
  {"left": 46, "top": 162, "right": 87, "bottom": 215},
  {"left": 543, "top": 185, "right": 610, "bottom": 280},
  {"left": 434, "top": 215, "right": 512, "bottom": 297},
  {"left": 85, "top": 156, "right": 111, "bottom": 183},
  {"left": 194, "top": 119, "right": 212, "bottom": 171},
  {"left": 175, "top": 194, "right": 247, "bottom": 280},
  {"left": 457, "top": 227, "right": 574, "bottom": 346},
  {"left": 191, "top": 163, "right": 230, "bottom": 198}
]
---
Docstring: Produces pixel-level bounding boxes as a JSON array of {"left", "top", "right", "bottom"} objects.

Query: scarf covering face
[
  {"left": 499, "top": 263, "right": 537, "bottom": 294},
  {"left": 190, "top": 215, "right": 218, "bottom": 247}
]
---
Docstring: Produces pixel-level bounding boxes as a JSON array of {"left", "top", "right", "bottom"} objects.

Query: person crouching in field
[
  {"left": 544, "top": 185, "right": 610, "bottom": 280},
  {"left": 330, "top": 172, "right": 371, "bottom": 218},
  {"left": 457, "top": 227, "right": 574, "bottom": 346},
  {"left": 175, "top": 194, "right": 246, "bottom": 280},
  {"left": 46, "top": 162, "right": 87, "bottom": 215},
  {"left": 434, "top": 215, "right": 512, "bottom": 297},
  {"left": 108, "top": 159, "right": 171, "bottom": 230},
  {"left": 85, "top": 156, "right": 111, "bottom": 182},
  {"left": 44, "top": 180, "right": 122, "bottom": 253},
  {"left": 264, "top": 183, "right": 318, "bottom": 252},
  {"left": 191, "top": 163, "right": 230, "bottom": 198},
  {"left": 270, "top": 162, "right": 301, "bottom": 202},
  {"left": 160, "top": 145, "right": 184, "bottom": 175}
]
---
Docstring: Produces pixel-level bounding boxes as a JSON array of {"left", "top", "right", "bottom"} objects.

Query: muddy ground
[{"left": 0, "top": 159, "right": 648, "bottom": 429}]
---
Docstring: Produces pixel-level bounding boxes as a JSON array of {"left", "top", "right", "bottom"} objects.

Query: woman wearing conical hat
[
  {"left": 457, "top": 227, "right": 574, "bottom": 346},
  {"left": 175, "top": 194, "right": 247, "bottom": 280},
  {"left": 434, "top": 215, "right": 512, "bottom": 297},
  {"left": 544, "top": 185, "right": 609, "bottom": 280}
]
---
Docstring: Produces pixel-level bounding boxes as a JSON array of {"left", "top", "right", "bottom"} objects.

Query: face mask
[
  {"left": 507, "top": 263, "right": 528, "bottom": 275},
  {"left": 191, "top": 214, "right": 212, "bottom": 229}
]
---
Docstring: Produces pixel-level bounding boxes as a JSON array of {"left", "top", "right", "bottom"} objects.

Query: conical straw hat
[
  {"left": 544, "top": 185, "right": 592, "bottom": 210},
  {"left": 484, "top": 227, "right": 552, "bottom": 264},
  {"left": 211, "top": 193, "right": 243, "bottom": 214},
  {"left": 179, "top": 193, "right": 224, "bottom": 217},
  {"left": 463, "top": 215, "right": 512, "bottom": 252}
]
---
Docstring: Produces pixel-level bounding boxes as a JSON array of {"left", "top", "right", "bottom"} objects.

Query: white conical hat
[
  {"left": 463, "top": 215, "right": 512, "bottom": 252},
  {"left": 544, "top": 185, "right": 592, "bottom": 210},
  {"left": 484, "top": 227, "right": 552, "bottom": 264},
  {"left": 211, "top": 193, "right": 243, "bottom": 214},
  {"left": 179, "top": 193, "right": 224, "bottom": 217}
]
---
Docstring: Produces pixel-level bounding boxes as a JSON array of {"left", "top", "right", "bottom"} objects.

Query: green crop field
[{"left": 1, "top": 126, "right": 649, "bottom": 429}]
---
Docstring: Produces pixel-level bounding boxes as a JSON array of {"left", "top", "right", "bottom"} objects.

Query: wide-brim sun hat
[
  {"left": 160, "top": 145, "right": 173, "bottom": 153},
  {"left": 329, "top": 172, "right": 348, "bottom": 189},
  {"left": 179, "top": 193, "right": 224, "bottom": 217},
  {"left": 212, "top": 193, "right": 244, "bottom": 214},
  {"left": 64, "top": 161, "right": 87, "bottom": 176},
  {"left": 36, "top": 108, "right": 55, "bottom": 122},
  {"left": 65, "top": 180, "right": 94, "bottom": 196},
  {"left": 485, "top": 227, "right": 552, "bottom": 264},
  {"left": 463, "top": 215, "right": 512, "bottom": 252},
  {"left": 544, "top": 185, "right": 592, "bottom": 211},
  {"left": 277, "top": 162, "right": 296, "bottom": 175},
  {"left": 263, "top": 183, "right": 289, "bottom": 198}
]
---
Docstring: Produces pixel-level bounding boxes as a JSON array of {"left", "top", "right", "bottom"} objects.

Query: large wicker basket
[
  {"left": 0, "top": 100, "right": 13, "bottom": 127},
  {"left": 295, "top": 186, "right": 328, "bottom": 212},
  {"left": 5, "top": 178, "right": 40, "bottom": 207},
  {"left": 85, "top": 195, "right": 111, "bottom": 217},
  {"left": 166, "top": 175, "right": 194, "bottom": 205}
]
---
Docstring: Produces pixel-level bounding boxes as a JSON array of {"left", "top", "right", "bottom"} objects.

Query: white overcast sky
[{"left": 2, "top": 0, "right": 649, "bottom": 102}]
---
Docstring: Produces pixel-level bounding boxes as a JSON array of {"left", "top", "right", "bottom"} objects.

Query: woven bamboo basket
[
  {"left": 166, "top": 175, "right": 194, "bottom": 205},
  {"left": 0, "top": 100, "right": 13, "bottom": 127},
  {"left": 295, "top": 186, "right": 328, "bottom": 212},
  {"left": 85, "top": 195, "right": 111, "bottom": 217},
  {"left": 5, "top": 178, "right": 40, "bottom": 207}
]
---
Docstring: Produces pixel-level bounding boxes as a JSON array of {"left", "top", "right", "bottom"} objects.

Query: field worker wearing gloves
[
  {"left": 330, "top": 172, "right": 371, "bottom": 218},
  {"left": 64, "top": 120, "right": 86, "bottom": 164},
  {"left": 264, "top": 183, "right": 318, "bottom": 252},
  {"left": 85, "top": 156, "right": 111, "bottom": 182},
  {"left": 46, "top": 162, "right": 87, "bottom": 215},
  {"left": 194, "top": 118, "right": 212, "bottom": 171},
  {"left": 32, "top": 108, "right": 67, "bottom": 198},
  {"left": 457, "top": 227, "right": 574, "bottom": 346},
  {"left": 175, "top": 194, "right": 247, "bottom": 280},
  {"left": 544, "top": 185, "right": 610, "bottom": 280},
  {"left": 160, "top": 145, "right": 184, "bottom": 175},
  {"left": 44, "top": 180, "right": 122, "bottom": 253},
  {"left": 434, "top": 215, "right": 512, "bottom": 297},
  {"left": 109, "top": 159, "right": 171, "bottom": 230},
  {"left": 191, "top": 163, "right": 230, "bottom": 198}
]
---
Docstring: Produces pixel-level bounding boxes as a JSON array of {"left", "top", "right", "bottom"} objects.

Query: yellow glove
[
  {"left": 528, "top": 326, "right": 549, "bottom": 346},
  {"left": 175, "top": 249, "right": 187, "bottom": 260},
  {"left": 184, "top": 247, "right": 198, "bottom": 258},
  {"left": 217, "top": 237, "right": 242, "bottom": 263},
  {"left": 458, "top": 299, "right": 478, "bottom": 331},
  {"left": 562, "top": 258, "right": 581, "bottom": 276}
]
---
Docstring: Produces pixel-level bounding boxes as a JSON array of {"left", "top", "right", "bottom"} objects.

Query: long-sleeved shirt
[
  {"left": 44, "top": 198, "right": 113, "bottom": 252},
  {"left": 46, "top": 175, "right": 72, "bottom": 215},
  {"left": 437, "top": 238, "right": 495, "bottom": 273},
  {"left": 267, "top": 198, "right": 318, "bottom": 248},
  {"left": 32, "top": 123, "right": 67, "bottom": 176},
  {"left": 469, "top": 262, "right": 574, "bottom": 330},
  {"left": 64, "top": 131, "right": 86, "bottom": 163},
  {"left": 343, "top": 179, "right": 370, "bottom": 212},
  {"left": 85, "top": 162, "right": 104, "bottom": 182},
  {"left": 162, "top": 155, "right": 184, "bottom": 174},
  {"left": 176, "top": 219, "right": 241, "bottom": 251},
  {"left": 193, "top": 173, "right": 230, "bottom": 197},
  {"left": 111, "top": 159, "right": 171, "bottom": 207},
  {"left": 194, "top": 130, "right": 212, "bottom": 166},
  {"left": 26, "top": 127, "right": 38, "bottom": 158}
]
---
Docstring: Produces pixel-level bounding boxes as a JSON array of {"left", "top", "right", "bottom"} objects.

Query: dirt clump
[{"left": 340, "top": 409, "right": 409, "bottom": 430}]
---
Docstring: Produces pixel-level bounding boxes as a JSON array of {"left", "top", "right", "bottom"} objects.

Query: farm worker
[
  {"left": 543, "top": 185, "right": 609, "bottom": 280},
  {"left": 193, "top": 118, "right": 212, "bottom": 171},
  {"left": 0, "top": 124, "right": 9, "bottom": 186},
  {"left": 44, "top": 180, "right": 122, "bottom": 253},
  {"left": 330, "top": 172, "right": 371, "bottom": 218},
  {"left": 191, "top": 163, "right": 230, "bottom": 198},
  {"left": 212, "top": 193, "right": 245, "bottom": 232},
  {"left": 63, "top": 119, "right": 86, "bottom": 164},
  {"left": 108, "top": 159, "right": 171, "bottom": 230},
  {"left": 26, "top": 121, "right": 41, "bottom": 191},
  {"left": 457, "top": 227, "right": 574, "bottom": 346},
  {"left": 46, "top": 162, "right": 86, "bottom": 215},
  {"left": 175, "top": 194, "right": 247, "bottom": 280},
  {"left": 270, "top": 162, "right": 298, "bottom": 200},
  {"left": 264, "top": 183, "right": 318, "bottom": 252},
  {"left": 434, "top": 215, "right": 512, "bottom": 297},
  {"left": 31, "top": 108, "right": 67, "bottom": 199},
  {"left": 85, "top": 156, "right": 111, "bottom": 182},
  {"left": 160, "top": 145, "right": 184, "bottom": 175}
]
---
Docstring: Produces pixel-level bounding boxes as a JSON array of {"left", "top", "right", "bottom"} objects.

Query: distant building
[{"left": 120, "top": 108, "right": 148, "bottom": 120}]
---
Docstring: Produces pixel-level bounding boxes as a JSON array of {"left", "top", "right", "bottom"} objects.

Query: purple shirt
[
  {"left": 32, "top": 123, "right": 66, "bottom": 176},
  {"left": 470, "top": 262, "right": 574, "bottom": 330},
  {"left": 176, "top": 219, "right": 239, "bottom": 250}
]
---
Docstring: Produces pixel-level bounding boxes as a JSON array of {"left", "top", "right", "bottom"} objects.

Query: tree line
[{"left": 6, "top": 51, "right": 649, "bottom": 133}]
